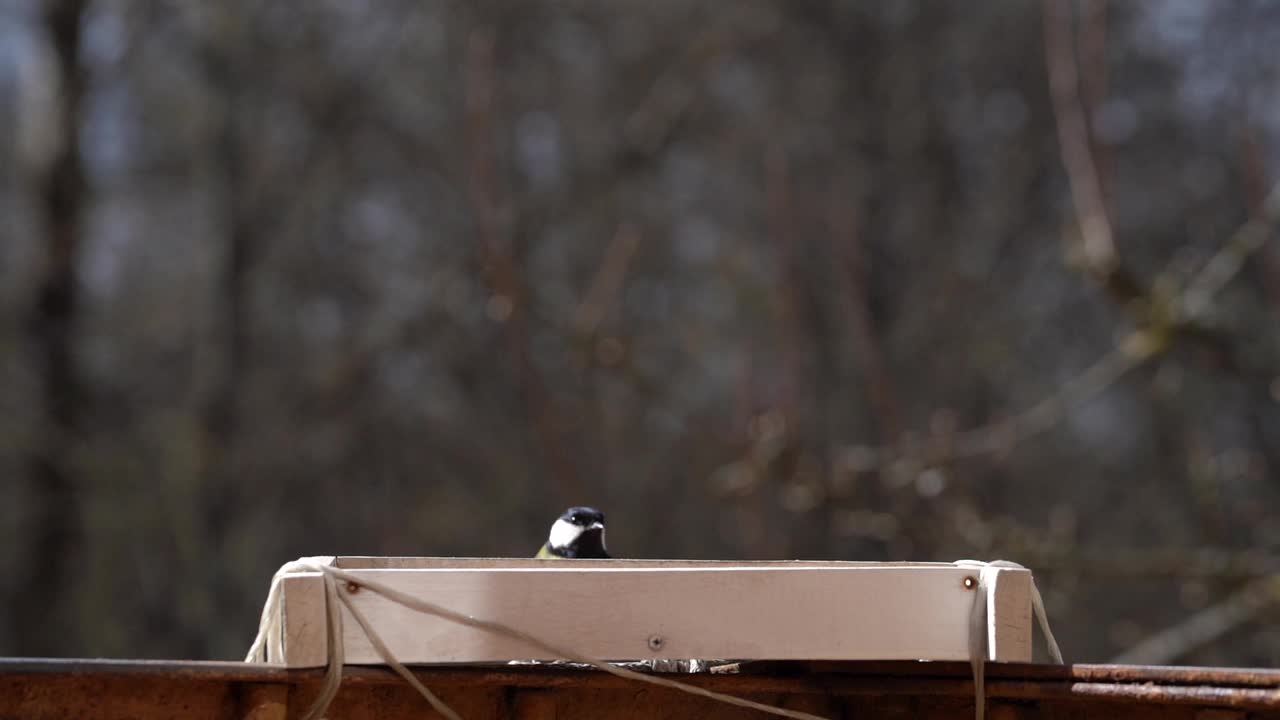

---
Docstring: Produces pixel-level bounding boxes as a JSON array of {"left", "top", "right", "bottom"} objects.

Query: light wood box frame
[{"left": 277, "top": 558, "right": 1032, "bottom": 668}]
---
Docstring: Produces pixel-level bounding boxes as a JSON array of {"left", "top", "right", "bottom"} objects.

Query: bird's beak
[{"left": 588, "top": 522, "right": 605, "bottom": 531}]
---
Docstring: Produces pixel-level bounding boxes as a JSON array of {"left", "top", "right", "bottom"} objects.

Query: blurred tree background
[{"left": 2, "top": 0, "right": 1279, "bottom": 666}]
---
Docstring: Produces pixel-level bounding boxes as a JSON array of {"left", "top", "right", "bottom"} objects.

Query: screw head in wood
[
  {"left": 963, "top": 576, "right": 977, "bottom": 590},
  {"left": 647, "top": 634, "right": 664, "bottom": 651}
]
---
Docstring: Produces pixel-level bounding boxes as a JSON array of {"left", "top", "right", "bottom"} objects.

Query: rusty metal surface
[
  {"left": 729, "top": 660, "right": 1280, "bottom": 687},
  {"left": 1, "top": 658, "right": 1277, "bottom": 719},
  {"left": 1067, "top": 663, "right": 1280, "bottom": 687}
]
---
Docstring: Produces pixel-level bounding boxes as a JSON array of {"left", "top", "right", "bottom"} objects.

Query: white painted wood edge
[
  {"left": 277, "top": 563, "right": 1034, "bottom": 668},
  {"left": 334, "top": 557, "right": 964, "bottom": 569}
]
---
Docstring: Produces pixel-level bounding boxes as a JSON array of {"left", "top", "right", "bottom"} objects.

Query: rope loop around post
[{"left": 953, "top": 560, "right": 1065, "bottom": 720}]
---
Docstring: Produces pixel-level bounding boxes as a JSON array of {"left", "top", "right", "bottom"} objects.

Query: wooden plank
[{"left": 279, "top": 565, "right": 1032, "bottom": 667}]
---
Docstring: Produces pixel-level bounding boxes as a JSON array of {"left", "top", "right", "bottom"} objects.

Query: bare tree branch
[
  {"left": 831, "top": 192, "right": 901, "bottom": 446},
  {"left": 1237, "top": 126, "right": 1280, "bottom": 317},
  {"left": 465, "top": 27, "right": 583, "bottom": 506},
  {"left": 1110, "top": 576, "right": 1280, "bottom": 665},
  {"left": 573, "top": 222, "right": 641, "bottom": 339},
  {"left": 1078, "top": 0, "right": 1111, "bottom": 206},
  {"left": 1043, "top": 0, "right": 1141, "bottom": 304},
  {"left": 1181, "top": 183, "right": 1280, "bottom": 320}
]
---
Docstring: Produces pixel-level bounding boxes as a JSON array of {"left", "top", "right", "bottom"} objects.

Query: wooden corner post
[
  {"left": 987, "top": 565, "right": 1033, "bottom": 662},
  {"left": 280, "top": 572, "right": 328, "bottom": 668}
]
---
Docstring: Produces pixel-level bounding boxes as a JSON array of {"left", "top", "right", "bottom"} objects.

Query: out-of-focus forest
[{"left": 2, "top": 0, "right": 1279, "bottom": 666}]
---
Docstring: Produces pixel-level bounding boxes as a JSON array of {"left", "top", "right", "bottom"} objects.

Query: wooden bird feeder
[{"left": 269, "top": 557, "right": 1035, "bottom": 667}]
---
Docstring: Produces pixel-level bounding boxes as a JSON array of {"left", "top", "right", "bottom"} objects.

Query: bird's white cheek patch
[{"left": 548, "top": 518, "right": 582, "bottom": 550}]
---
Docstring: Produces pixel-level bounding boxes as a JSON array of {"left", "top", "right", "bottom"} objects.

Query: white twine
[
  {"left": 246, "top": 558, "right": 1063, "bottom": 720},
  {"left": 245, "top": 557, "right": 336, "bottom": 665},
  {"left": 954, "top": 560, "right": 1065, "bottom": 720}
]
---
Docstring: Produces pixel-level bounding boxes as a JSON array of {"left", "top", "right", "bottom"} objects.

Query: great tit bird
[
  {"left": 525, "top": 506, "right": 718, "bottom": 673},
  {"left": 536, "top": 506, "right": 610, "bottom": 559}
]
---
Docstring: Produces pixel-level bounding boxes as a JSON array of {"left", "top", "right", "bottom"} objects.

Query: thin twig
[
  {"left": 573, "top": 222, "right": 641, "bottom": 337},
  {"left": 838, "top": 337, "right": 1155, "bottom": 472},
  {"left": 1180, "top": 181, "right": 1280, "bottom": 319},
  {"left": 1043, "top": 0, "right": 1116, "bottom": 276},
  {"left": 832, "top": 191, "right": 901, "bottom": 446},
  {"left": 623, "top": 27, "right": 731, "bottom": 154},
  {"left": 1078, "top": 0, "right": 1112, "bottom": 215},
  {"left": 954, "top": 341, "right": 1150, "bottom": 456},
  {"left": 1110, "top": 576, "right": 1280, "bottom": 665},
  {"left": 765, "top": 144, "right": 804, "bottom": 423},
  {"left": 1238, "top": 126, "right": 1280, "bottom": 315}
]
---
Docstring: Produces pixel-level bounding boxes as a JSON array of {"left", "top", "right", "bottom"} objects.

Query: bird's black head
[
  {"left": 546, "top": 506, "right": 609, "bottom": 558},
  {"left": 561, "top": 506, "right": 605, "bottom": 527}
]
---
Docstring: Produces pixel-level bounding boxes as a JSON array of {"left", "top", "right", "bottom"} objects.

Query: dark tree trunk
[
  {"left": 15, "top": 0, "right": 89, "bottom": 656},
  {"left": 188, "top": 22, "right": 254, "bottom": 658}
]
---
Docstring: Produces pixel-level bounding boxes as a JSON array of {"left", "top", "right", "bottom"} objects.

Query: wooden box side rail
[
  {"left": 278, "top": 561, "right": 1032, "bottom": 668},
  {"left": 333, "top": 558, "right": 964, "bottom": 569}
]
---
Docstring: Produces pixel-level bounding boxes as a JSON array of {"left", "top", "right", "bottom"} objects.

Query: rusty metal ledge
[{"left": 1, "top": 658, "right": 1278, "bottom": 719}]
